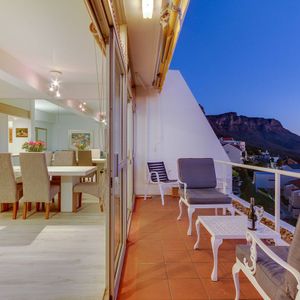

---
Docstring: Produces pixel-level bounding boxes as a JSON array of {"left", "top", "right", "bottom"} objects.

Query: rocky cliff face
[{"left": 207, "top": 112, "right": 300, "bottom": 161}]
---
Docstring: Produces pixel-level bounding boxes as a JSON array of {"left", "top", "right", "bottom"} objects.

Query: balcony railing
[{"left": 215, "top": 159, "right": 300, "bottom": 236}]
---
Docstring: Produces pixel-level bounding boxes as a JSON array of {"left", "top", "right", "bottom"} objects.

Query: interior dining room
[{"left": 0, "top": 0, "right": 109, "bottom": 299}]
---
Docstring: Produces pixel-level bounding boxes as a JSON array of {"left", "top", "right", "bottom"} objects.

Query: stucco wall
[{"left": 134, "top": 70, "right": 231, "bottom": 196}]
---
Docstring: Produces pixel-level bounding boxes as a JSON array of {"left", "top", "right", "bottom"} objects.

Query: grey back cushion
[
  {"left": 177, "top": 158, "right": 217, "bottom": 189},
  {"left": 285, "top": 215, "right": 300, "bottom": 299}
]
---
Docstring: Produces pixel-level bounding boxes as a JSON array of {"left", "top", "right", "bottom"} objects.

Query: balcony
[
  {"left": 118, "top": 196, "right": 261, "bottom": 300},
  {"left": 118, "top": 159, "right": 300, "bottom": 299}
]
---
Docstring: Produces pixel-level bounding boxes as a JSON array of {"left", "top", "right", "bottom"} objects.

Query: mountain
[{"left": 207, "top": 112, "right": 300, "bottom": 161}]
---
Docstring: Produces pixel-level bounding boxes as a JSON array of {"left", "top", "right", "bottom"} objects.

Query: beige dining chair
[
  {"left": 19, "top": 153, "right": 60, "bottom": 219},
  {"left": 0, "top": 153, "right": 23, "bottom": 219},
  {"left": 51, "top": 150, "right": 76, "bottom": 188},
  {"left": 73, "top": 182, "right": 104, "bottom": 213},
  {"left": 52, "top": 150, "right": 76, "bottom": 166},
  {"left": 77, "top": 150, "right": 96, "bottom": 182},
  {"left": 45, "top": 151, "right": 53, "bottom": 166},
  {"left": 91, "top": 148, "right": 101, "bottom": 159}
]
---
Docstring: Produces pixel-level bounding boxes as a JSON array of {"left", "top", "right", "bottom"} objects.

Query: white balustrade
[{"left": 215, "top": 159, "right": 300, "bottom": 234}]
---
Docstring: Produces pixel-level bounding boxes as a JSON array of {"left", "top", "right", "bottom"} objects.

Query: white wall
[
  {"left": 8, "top": 116, "right": 31, "bottom": 154},
  {"left": 0, "top": 113, "right": 8, "bottom": 152},
  {"left": 34, "top": 109, "right": 104, "bottom": 151},
  {"left": 34, "top": 109, "right": 56, "bottom": 151},
  {"left": 52, "top": 114, "right": 102, "bottom": 151},
  {"left": 34, "top": 120, "right": 54, "bottom": 150},
  {"left": 134, "top": 70, "right": 231, "bottom": 196}
]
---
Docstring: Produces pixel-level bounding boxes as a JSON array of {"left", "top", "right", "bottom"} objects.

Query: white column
[{"left": 274, "top": 173, "right": 281, "bottom": 233}]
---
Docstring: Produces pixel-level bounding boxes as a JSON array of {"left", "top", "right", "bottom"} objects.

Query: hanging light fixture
[
  {"left": 48, "top": 70, "right": 62, "bottom": 98},
  {"left": 142, "top": 0, "right": 153, "bottom": 19},
  {"left": 78, "top": 101, "right": 87, "bottom": 112}
]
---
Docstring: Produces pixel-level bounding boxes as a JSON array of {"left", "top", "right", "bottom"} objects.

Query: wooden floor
[
  {"left": 0, "top": 195, "right": 105, "bottom": 300},
  {"left": 118, "top": 196, "right": 262, "bottom": 300}
]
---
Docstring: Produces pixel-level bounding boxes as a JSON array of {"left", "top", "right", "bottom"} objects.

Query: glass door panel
[
  {"left": 113, "top": 59, "right": 122, "bottom": 260},
  {"left": 127, "top": 100, "right": 134, "bottom": 220},
  {"left": 109, "top": 28, "right": 127, "bottom": 299}
]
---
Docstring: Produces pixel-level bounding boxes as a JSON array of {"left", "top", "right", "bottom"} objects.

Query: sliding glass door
[
  {"left": 127, "top": 99, "right": 134, "bottom": 221},
  {"left": 109, "top": 28, "right": 127, "bottom": 299}
]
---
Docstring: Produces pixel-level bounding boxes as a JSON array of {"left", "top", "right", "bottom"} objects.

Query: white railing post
[
  {"left": 222, "top": 164, "right": 227, "bottom": 194},
  {"left": 274, "top": 173, "right": 281, "bottom": 233}
]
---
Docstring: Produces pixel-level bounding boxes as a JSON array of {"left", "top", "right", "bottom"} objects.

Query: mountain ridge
[{"left": 206, "top": 112, "right": 300, "bottom": 161}]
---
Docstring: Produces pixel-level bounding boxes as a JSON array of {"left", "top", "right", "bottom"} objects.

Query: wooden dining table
[{"left": 13, "top": 166, "right": 97, "bottom": 213}]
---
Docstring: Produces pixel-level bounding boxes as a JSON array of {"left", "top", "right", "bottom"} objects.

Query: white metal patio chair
[
  {"left": 233, "top": 217, "right": 300, "bottom": 300},
  {"left": 177, "top": 158, "right": 234, "bottom": 235},
  {"left": 144, "top": 161, "right": 178, "bottom": 206}
]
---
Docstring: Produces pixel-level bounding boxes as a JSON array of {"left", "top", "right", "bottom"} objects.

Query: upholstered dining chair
[
  {"left": 233, "top": 216, "right": 300, "bottom": 300},
  {"left": 77, "top": 150, "right": 96, "bottom": 182},
  {"left": 91, "top": 148, "right": 101, "bottom": 159},
  {"left": 52, "top": 150, "right": 76, "bottom": 166},
  {"left": 51, "top": 150, "right": 76, "bottom": 188},
  {"left": 45, "top": 151, "right": 53, "bottom": 166},
  {"left": 73, "top": 182, "right": 103, "bottom": 213},
  {"left": 177, "top": 158, "right": 233, "bottom": 235},
  {"left": 0, "top": 153, "right": 23, "bottom": 219},
  {"left": 19, "top": 153, "right": 60, "bottom": 219}
]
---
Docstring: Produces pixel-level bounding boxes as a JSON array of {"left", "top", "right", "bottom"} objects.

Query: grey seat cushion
[
  {"left": 285, "top": 215, "right": 300, "bottom": 299},
  {"left": 237, "top": 244, "right": 290, "bottom": 300},
  {"left": 177, "top": 158, "right": 217, "bottom": 188},
  {"left": 180, "top": 188, "right": 231, "bottom": 205}
]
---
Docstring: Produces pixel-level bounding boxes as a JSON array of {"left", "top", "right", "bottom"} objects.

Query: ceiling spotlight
[
  {"left": 142, "top": 0, "right": 153, "bottom": 19},
  {"left": 79, "top": 104, "right": 83, "bottom": 109},
  {"left": 83, "top": 102, "right": 87, "bottom": 105},
  {"left": 82, "top": 107, "right": 86, "bottom": 112},
  {"left": 56, "top": 90, "right": 61, "bottom": 98},
  {"left": 49, "top": 86, "right": 54, "bottom": 92}
]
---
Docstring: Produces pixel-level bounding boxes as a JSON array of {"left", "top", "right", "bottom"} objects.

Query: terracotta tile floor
[{"left": 118, "top": 196, "right": 262, "bottom": 300}]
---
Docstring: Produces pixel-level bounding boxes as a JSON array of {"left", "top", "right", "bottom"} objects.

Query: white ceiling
[
  {"left": 0, "top": 0, "right": 107, "bottom": 120},
  {"left": 0, "top": 0, "right": 165, "bottom": 118},
  {"left": 35, "top": 99, "right": 65, "bottom": 113},
  {"left": 124, "top": 0, "right": 163, "bottom": 86},
  {"left": 0, "top": 0, "right": 98, "bottom": 84},
  {"left": 0, "top": 79, "right": 44, "bottom": 99}
]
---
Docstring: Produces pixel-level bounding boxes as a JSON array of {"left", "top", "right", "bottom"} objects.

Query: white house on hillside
[
  {"left": 220, "top": 137, "right": 246, "bottom": 152},
  {"left": 223, "top": 143, "right": 243, "bottom": 164}
]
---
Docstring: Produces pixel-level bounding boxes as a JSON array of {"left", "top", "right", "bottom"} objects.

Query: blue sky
[{"left": 171, "top": 0, "right": 300, "bottom": 135}]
